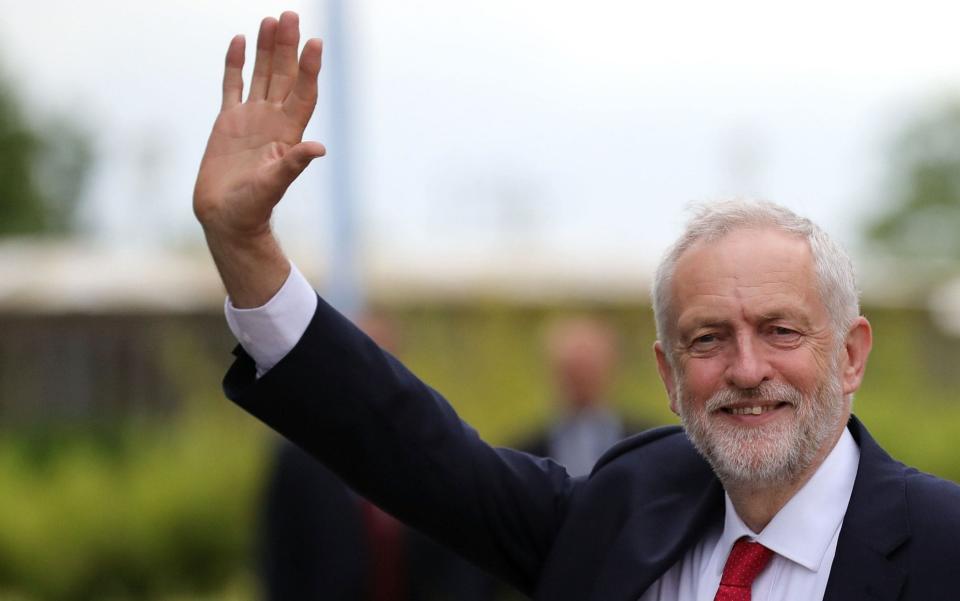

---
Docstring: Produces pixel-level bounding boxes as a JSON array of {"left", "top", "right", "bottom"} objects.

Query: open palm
[{"left": 194, "top": 12, "right": 325, "bottom": 238}]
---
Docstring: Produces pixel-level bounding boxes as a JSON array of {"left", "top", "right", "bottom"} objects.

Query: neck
[
  {"left": 724, "top": 425, "right": 846, "bottom": 533},
  {"left": 725, "top": 480, "right": 805, "bottom": 533}
]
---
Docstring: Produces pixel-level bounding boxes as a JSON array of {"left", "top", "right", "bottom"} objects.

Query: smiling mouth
[{"left": 720, "top": 402, "right": 789, "bottom": 416}]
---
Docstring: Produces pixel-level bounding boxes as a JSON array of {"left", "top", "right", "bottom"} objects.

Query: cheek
[
  {"left": 774, "top": 348, "right": 832, "bottom": 393},
  {"left": 677, "top": 358, "right": 726, "bottom": 405}
]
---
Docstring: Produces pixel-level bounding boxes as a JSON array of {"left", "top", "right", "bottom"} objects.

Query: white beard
[{"left": 678, "top": 374, "right": 845, "bottom": 490}]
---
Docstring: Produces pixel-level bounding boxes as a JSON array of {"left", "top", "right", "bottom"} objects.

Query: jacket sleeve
[{"left": 223, "top": 294, "right": 575, "bottom": 594}]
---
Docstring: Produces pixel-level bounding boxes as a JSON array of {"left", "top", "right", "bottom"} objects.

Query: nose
[{"left": 725, "top": 333, "right": 772, "bottom": 390}]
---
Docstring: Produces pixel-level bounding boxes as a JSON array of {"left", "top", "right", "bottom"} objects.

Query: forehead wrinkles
[
  {"left": 675, "top": 276, "right": 815, "bottom": 330},
  {"left": 670, "top": 229, "right": 820, "bottom": 322}
]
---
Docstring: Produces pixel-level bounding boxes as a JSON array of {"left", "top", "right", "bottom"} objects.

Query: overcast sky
[{"left": 4, "top": 0, "right": 960, "bottom": 286}]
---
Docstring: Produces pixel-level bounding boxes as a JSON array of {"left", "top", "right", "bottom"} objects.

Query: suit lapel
[
  {"left": 587, "top": 479, "right": 724, "bottom": 601},
  {"left": 543, "top": 417, "right": 909, "bottom": 601},
  {"left": 822, "top": 417, "right": 909, "bottom": 601}
]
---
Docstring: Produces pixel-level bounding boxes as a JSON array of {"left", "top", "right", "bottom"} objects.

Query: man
[
  {"left": 521, "top": 316, "right": 644, "bottom": 477},
  {"left": 194, "top": 12, "right": 960, "bottom": 600}
]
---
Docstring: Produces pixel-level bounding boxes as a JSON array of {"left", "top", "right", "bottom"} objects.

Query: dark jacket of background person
[
  {"left": 257, "top": 313, "right": 498, "bottom": 601},
  {"left": 259, "top": 441, "right": 498, "bottom": 601},
  {"left": 259, "top": 442, "right": 367, "bottom": 600},
  {"left": 228, "top": 298, "right": 960, "bottom": 601}
]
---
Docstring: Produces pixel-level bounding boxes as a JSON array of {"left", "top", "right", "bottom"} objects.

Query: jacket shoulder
[
  {"left": 591, "top": 425, "right": 687, "bottom": 468},
  {"left": 904, "top": 467, "right": 960, "bottom": 531},
  {"left": 588, "top": 425, "right": 714, "bottom": 484},
  {"left": 896, "top": 468, "right": 960, "bottom": 595}
]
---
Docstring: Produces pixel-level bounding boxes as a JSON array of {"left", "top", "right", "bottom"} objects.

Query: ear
[
  {"left": 654, "top": 341, "right": 680, "bottom": 415},
  {"left": 840, "top": 316, "right": 872, "bottom": 396}
]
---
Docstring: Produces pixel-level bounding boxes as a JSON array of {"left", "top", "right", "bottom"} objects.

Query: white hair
[{"left": 652, "top": 200, "right": 859, "bottom": 360}]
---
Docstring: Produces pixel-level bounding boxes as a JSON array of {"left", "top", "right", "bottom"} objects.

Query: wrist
[
  {"left": 203, "top": 227, "right": 291, "bottom": 309},
  {"left": 202, "top": 220, "right": 275, "bottom": 253}
]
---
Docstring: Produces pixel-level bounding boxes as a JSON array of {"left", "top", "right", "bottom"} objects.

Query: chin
[
  {"left": 700, "top": 417, "right": 810, "bottom": 486},
  {"left": 685, "top": 399, "right": 843, "bottom": 489}
]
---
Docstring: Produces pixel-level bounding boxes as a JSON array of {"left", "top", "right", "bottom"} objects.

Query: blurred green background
[{"left": 0, "top": 301, "right": 958, "bottom": 600}]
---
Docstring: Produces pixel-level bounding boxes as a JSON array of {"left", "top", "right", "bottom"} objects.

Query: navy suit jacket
[{"left": 225, "top": 296, "right": 960, "bottom": 600}]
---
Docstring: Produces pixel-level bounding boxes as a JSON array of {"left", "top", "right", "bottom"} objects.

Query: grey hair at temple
[{"left": 651, "top": 201, "right": 860, "bottom": 363}]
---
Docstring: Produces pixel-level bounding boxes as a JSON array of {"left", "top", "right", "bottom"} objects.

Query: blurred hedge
[
  {"left": 0, "top": 313, "right": 267, "bottom": 601},
  {"left": 0, "top": 302, "right": 956, "bottom": 599},
  {"left": 0, "top": 400, "right": 266, "bottom": 600}
]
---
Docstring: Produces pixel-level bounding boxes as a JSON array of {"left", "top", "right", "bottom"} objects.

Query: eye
[
  {"left": 689, "top": 332, "right": 721, "bottom": 352},
  {"left": 767, "top": 325, "right": 802, "bottom": 344}
]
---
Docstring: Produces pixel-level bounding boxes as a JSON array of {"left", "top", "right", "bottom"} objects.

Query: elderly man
[{"left": 195, "top": 12, "right": 960, "bottom": 601}]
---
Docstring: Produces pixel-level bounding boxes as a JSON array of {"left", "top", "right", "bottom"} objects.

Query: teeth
[{"left": 728, "top": 405, "right": 775, "bottom": 415}]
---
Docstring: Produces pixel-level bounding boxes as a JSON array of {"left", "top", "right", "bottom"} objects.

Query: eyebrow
[
  {"left": 757, "top": 309, "right": 813, "bottom": 329},
  {"left": 676, "top": 317, "right": 731, "bottom": 340},
  {"left": 677, "top": 307, "right": 813, "bottom": 339}
]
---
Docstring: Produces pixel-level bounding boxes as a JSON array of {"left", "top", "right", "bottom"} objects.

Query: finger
[
  {"left": 266, "top": 11, "right": 301, "bottom": 103},
  {"left": 221, "top": 35, "right": 245, "bottom": 111},
  {"left": 283, "top": 38, "right": 323, "bottom": 129},
  {"left": 248, "top": 17, "right": 278, "bottom": 101},
  {"left": 266, "top": 141, "right": 326, "bottom": 194}
]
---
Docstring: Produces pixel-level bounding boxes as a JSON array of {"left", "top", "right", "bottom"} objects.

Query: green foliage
[
  {"left": 855, "top": 306, "right": 960, "bottom": 481},
  {"left": 867, "top": 100, "right": 960, "bottom": 261},
  {"left": 858, "top": 99, "right": 960, "bottom": 480},
  {"left": 0, "top": 400, "right": 267, "bottom": 601},
  {"left": 0, "top": 86, "right": 45, "bottom": 234},
  {"left": 0, "top": 75, "right": 91, "bottom": 236}
]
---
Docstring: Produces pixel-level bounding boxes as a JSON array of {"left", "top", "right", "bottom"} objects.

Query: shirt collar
[{"left": 715, "top": 427, "right": 860, "bottom": 572}]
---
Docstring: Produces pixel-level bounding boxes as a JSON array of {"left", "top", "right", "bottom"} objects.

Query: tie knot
[{"left": 720, "top": 538, "right": 774, "bottom": 588}]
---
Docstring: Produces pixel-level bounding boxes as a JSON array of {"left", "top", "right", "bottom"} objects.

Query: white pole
[{"left": 324, "top": 0, "right": 363, "bottom": 317}]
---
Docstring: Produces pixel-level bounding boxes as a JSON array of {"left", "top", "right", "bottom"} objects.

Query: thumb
[{"left": 268, "top": 141, "right": 327, "bottom": 193}]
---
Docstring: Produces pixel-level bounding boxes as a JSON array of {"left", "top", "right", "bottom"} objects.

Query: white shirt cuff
[{"left": 224, "top": 262, "right": 318, "bottom": 377}]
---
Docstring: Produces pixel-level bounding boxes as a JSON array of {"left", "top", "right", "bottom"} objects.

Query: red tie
[{"left": 714, "top": 538, "right": 774, "bottom": 601}]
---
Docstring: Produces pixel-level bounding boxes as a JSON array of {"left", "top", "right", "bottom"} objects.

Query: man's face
[
  {"left": 550, "top": 329, "right": 616, "bottom": 412},
  {"left": 654, "top": 228, "right": 853, "bottom": 488}
]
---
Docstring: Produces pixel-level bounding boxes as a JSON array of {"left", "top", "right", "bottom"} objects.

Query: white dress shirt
[
  {"left": 225, "top": 262, "right": 317, "bottom": 377},
  {"left": 639, "top": 428, "right": 859, "bottom": 600},
  {"left": 225, "top": 262, "right": 861, "bottom": 601}
]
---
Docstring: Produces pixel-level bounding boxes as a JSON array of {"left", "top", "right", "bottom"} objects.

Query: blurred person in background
[
  {"left": 519, "top": 316, "right": 646, "bottom": 477},
  {"left": 195, "top": 12, "right": 960, "bottom": 600},
  {"left": 258, "top": 312, "right": 497, "bottom": 601}
]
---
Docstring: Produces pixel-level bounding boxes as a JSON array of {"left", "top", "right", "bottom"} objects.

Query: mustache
[{"left": 704, "top": 381, "right": 804, "bottom": 413}]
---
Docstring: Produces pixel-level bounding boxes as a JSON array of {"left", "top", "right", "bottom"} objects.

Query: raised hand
[
  {"left": 195, "top": 11, "right": 324, "bottom": 237},
  {"left": 194, "top": 12, "right": 324, "bottom": 307}
]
